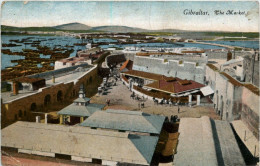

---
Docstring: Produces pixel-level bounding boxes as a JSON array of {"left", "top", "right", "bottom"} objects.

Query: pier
[{"left": 194, "top": 41, "right": 246, "bottom": 49}]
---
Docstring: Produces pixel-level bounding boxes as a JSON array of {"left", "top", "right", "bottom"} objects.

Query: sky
[{"left": 1, "top": 1, "right": 259, "bottom": 32}]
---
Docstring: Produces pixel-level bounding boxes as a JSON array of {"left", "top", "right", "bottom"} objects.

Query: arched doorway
[
  {"left": 44, "top": 94, "right": 51, "bottom": 106},
  {"left": 215, "top": 90, "right": 219, "bottom": 113},
  {"left": 73, "top": 90, "right": 76, "bottom": 97},
  {"left": 57, "top": 90, "right": 63, "bottom": 102},
  {"left": 89, "top": 76, "right": 93, "bottom": 83},
  {"left": 30, "top": 103, "right": 37, "bottom": 111},
  {"left": 220, "top": 95, "right": 224, "bottom": 119}
]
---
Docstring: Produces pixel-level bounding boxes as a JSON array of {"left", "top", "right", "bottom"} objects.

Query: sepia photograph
[{"left": 1, "top": 1, "right": 259, "bottom": 165}]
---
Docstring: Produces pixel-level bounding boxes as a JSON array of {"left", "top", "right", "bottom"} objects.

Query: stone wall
[
  {"left": 1, "top": 66, "right": 98, "bottom": 128},
  {"left": 112, "top": 50, "right": 135, "bottom": 61},
  {"left": 206, "top": 65, "right": 244, "bottom": 121},
  {"left": 206, "top": 50, "right": 253, "bottom": 60},
  {"left": 133, "top": 56, "right": 205, "bottom": 84},
  {"left": 149, "top": 54, "right": 208, "bottom": 64},
  {"left": 205, "top": 65, "right": 259, "bottom": 138},
  {"left": 29, "top": 63, "right": 90, "bottom": 80},
  {"left": 241, "top": 87, "right": 259, "bottom": 138},
  {"left": 105, "top": 54, "right": 126, "bottom": 66},
  {"left": 243, "top": 54, "right": 259, "bottom": 87}
]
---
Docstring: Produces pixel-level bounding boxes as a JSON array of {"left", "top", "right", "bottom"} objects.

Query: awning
[{"left": 200, "top": 86, "right": 214, "bottom": 96}]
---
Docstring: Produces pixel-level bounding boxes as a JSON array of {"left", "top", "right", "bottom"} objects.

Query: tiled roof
[
  {"left": 80, "top": 109, "right": 165, "bottom": 134},
  {"left": 244, "top": 84, "right": 260, "bottom": 96},
  {"left": 120, "top": 60, "right": 133, "bottom": 71},
  {"left": 220, "top": 72, "right": 243, "bottom": 87},
  {"left": 144, "top": 79, "right": 204, "bottom": 94},
  {"left": 207, "top": 64, "right": 219, "bottom": 71},
  {"left": 57, "top": 103, "right": 105, "bottom": 117},
  {"left": 124, "top": 70, "right": 169, "bottom": 81}
]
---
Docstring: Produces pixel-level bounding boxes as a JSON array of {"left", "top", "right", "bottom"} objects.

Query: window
[
  {"left": 44, "top": 95, "right": 51, "bottom": 106},
  {"left": 57, "top": 91, "right": 63, "bottom": 102},
  {"left": 18, "top": 110, "right": 22, "bottom": 118},
  {"left": 30, "top": 103, "right": 37, "bottom": 111}
]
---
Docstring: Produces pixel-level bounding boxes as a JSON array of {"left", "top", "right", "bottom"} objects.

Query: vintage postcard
[{"left": 1, "top": 1, "right": 259, "bottom": 166}]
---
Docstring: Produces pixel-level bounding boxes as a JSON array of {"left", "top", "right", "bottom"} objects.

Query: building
[
  {"left": 54, "top": 57, "right": 87, "bottom": 70},
  {"left": 9, "top": 77, "right": 46, "bottom": 92},
  {"left": 2, "top": 121, "right": 159, "bottom": 166},
  {"left": 57, "top": 85, "right": 105, "bottom": 125},
  {"left": 220, "top": 57, "right": 244, "bottom": 81},
  {"left": 121, "top": 70, "right": 204, "bottom": 102},
  {"left": 243, "top": 52, "right": 259, "bottom": 86},
  {"left": 1, "top": 64, "right": 98, "bottom": 128},
  {"left": 77, "top": 47, "right": 103, "bottom": 58},
  {"left": 205, "top": 63, "right": 259, "bottom": 138},
  {"left": 174, "top": 116, "right": 246, "bottom": 166},
  {"left": 80, "top": 109, "right": 165, "bottom": 135},
  {"left": 143, "top": 77, "right": 204, "bottom": 97},
  {"left": 132, "top": 56, "right": 206, "bottom": 84}
]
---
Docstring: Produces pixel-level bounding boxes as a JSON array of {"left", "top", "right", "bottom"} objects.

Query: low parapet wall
[
  {"left": 105, "top": 54, "right": 126, "bottom": 66},
  {"left": 29, "top": 63, "right": 90, "bottom": 80},
  {"left": 149, "top": 54, "right": 208, "bottom": 64}
]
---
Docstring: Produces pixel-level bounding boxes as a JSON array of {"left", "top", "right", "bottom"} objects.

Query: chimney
[
  {"left": 13, "top": 81, "right": 19, "bottom": 95},
  {"left": 227, "top": 51, "right": 232, "bottom": 61},
  {"left": 45, "top": 113, "right": 48, "bottom": 124},
  {"left": 36, "top": 116, "right": 41, "bottom": 123},
  {"left": 52, "top": 75, "right": 55, "bottom": 83}
]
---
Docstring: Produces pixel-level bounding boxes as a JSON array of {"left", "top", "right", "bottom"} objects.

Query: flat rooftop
[
  {"left": 2, "top": 121, "right": 159, "bottom": 165},
  {"left": 2, "top": 67, "right": 93, "bottom": 103},
  {"left": 45, "top": 70, "right": 88, "bottom": 86},
  {"left": 174, "top": 116, "right": 245, "bottom": 166},
  {"left": 232, "top": 120, "right": 259, "bottom": 157}
]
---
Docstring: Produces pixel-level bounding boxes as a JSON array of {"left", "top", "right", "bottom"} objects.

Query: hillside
[
  {"left": 1, "top": 25, "right": 58, "bottom": 32},
  {"left": 54, "top": 22, "right": 92, "bottom": 30},
  {"left": 91, "top": 25, "right": 147, "bottom": 33},
  {"left": 1, "top": 23, "right": 259, "bottom": 38}
]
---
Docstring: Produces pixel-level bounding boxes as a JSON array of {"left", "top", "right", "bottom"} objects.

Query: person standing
[
  {"left": 106, "top": 99, "right": 110, "bottom": 106},
  {"left": 178, "top": 106, "right": 180, "bottom": 113}
]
